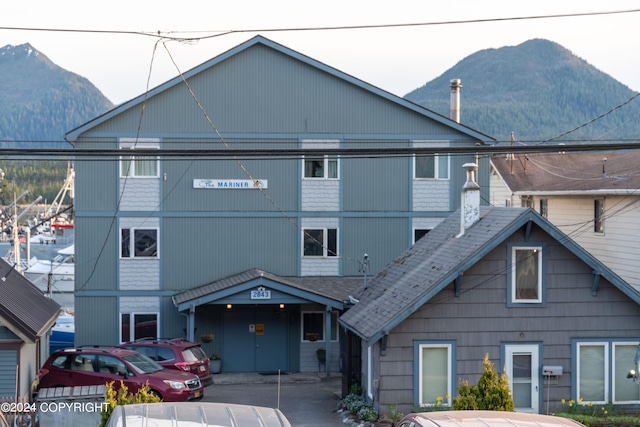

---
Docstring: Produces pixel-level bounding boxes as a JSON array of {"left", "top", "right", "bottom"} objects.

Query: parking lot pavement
[{"left": 202, "top": 372, "right": 345, "bottom": 427}]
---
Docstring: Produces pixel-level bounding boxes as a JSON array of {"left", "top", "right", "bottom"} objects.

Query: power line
[
  {"left": 2, "top": 8, "right": 639, "bottom": 40},
  {"left": 0, "top": 142, "right": 639, "bottom": 159}
]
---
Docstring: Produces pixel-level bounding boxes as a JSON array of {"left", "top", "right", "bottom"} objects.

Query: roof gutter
[{"left": 514, "top": 189, "right": 640, "bottom": 196}]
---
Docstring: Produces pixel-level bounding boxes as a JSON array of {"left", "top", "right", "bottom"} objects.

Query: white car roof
[{"left": 106, "top": 402, "right": 292, "bottom": 427}]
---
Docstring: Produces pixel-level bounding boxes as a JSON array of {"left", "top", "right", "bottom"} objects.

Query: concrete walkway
[
  {"left": 212, "top": 371, "right": 341, "bottom": 385},
  {"left": 203, "top": 372, "right": 345, "bottom": 426}
]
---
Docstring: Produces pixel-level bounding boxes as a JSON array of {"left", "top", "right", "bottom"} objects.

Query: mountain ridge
[
  {"left": 404, "top": 38, "right": 640, "bottom": 142},
  {"left": 0, "top": 42, "right": 114, "bottom": 146}
]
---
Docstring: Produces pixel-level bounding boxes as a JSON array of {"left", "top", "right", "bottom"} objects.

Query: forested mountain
[
  {"left": 405, "top": 39, "right": 640, "bottom": 143},
  {"left": 0, "top": 43, "right": 113, "bottom": 204},
  {"left": 1, "top": 39, "right": 639, "bottom": 203}
]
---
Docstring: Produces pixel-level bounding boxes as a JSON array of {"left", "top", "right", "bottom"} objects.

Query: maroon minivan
[{"left": 38, "top": 347, "right": 204, "bottom": 402}]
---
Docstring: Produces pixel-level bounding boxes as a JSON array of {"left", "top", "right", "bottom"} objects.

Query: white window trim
[
  {"left": 594, "top": 198, "right": 605, "bottom": 234},
  {"left": 120, "top": 227, "right": 160, "bottom": 259},
  {"left": 119, "top": 312, "right": 159, "bottom": 343},
  {"left": 302, "top": 155, "right": 340, "bottom": 180},
  {"left": 367, "top": 346, "right": 374, "bottom": 399},
  {"left": 510, "top": 245, "right": 543, "bottom": 304},
  {"left": 412, "top": 228, "right": 432, "bottom": 244},
  {"left": 576, "top": 341, "right": 610, "bottom": 405},
  {"left": 119, "top": 138, "right": 160, "bottom": 178},
  {"left": 418, "top": 343, "right": 452, "bottom": 407},
  {"left": 302, "top": 227, "right": 338, "bottom": 258},
  {"left": 612, "top": 341, "right": 640, "bottom": 404},
  {"left": 300, "top": 311, "right": 338, "bottom": 343},
  {"left": 413, "top": 153, "right": 450, "bottom": 180}
]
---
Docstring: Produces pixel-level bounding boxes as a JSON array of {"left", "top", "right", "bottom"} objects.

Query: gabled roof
[
  {"left": 173, "top": 268, "right": 362, "bottom": 312},
  {"left": 339, "top": 206, "right": 640, "bottom": 345},
  {"left": 66, "top": 35, "right": 493, "bottom": 143},
  {"left": 0, "top": 259, "right": 61, "bottom": 342},
  {"left": 491, "top": 150, "right": 640, "bottom": 194}
]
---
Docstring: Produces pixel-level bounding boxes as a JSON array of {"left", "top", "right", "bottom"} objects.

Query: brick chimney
[{"left": 458, "top": 163, "right": 480, "bottom": 237}]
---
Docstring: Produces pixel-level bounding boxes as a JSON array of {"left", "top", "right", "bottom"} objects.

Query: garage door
[{"left": 0, "top": 350, "right": 17, "bottom": 397}]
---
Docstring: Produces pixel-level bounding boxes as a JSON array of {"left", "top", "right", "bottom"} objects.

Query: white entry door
[{"left": 505, "top": 344, "right": 539, "bottom": 413}]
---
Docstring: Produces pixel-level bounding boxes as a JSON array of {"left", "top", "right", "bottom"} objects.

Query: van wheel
[{"left": 150, "top": 390, "right": 161, "bottom": 400}]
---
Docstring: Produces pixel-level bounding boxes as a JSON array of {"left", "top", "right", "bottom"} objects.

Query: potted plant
[{"left": 209, "top": 354, "right": 222, "bottom": 374}]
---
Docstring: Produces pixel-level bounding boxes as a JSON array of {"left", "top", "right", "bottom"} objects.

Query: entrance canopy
[
  {"left": 172, "top": 269, "right": 362, "bottom": 342},
  {"left": 173, "top": 269, "right": 361, "bottom": 311}
]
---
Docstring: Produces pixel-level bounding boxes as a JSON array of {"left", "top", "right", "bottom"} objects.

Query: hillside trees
[{"left": 0, "top": 160, "right": 68, "bottom": 206}]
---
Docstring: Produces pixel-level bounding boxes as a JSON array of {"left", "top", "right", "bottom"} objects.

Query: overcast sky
[{"left": 3, "top": 1, "right": 640, "bottom": 105}]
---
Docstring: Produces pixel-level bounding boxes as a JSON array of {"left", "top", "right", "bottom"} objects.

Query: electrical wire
[
  {"left": 2, "top": 8, "right": 639, "bottom": 40},
  {"left": 76, "top": 40, "right": 161, "bottom": 292}
]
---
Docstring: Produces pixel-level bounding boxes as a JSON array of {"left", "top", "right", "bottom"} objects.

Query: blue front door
[{"left": 222, "top": 307, "right": 289, "bottom": 372}]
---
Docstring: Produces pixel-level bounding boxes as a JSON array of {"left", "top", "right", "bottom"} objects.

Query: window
[
  {"left": 575, "top": 341, "right": 640, "bottom": 404},
  {"left": 539, "top": 199, "right": 548, "bottom": 218},
  {"left": 121, "top": 313, "right": 158, "bottom": 342},
  {"left": 304, "top": 156, "right": 338, "bottom": 179},
  {"left": 416, "top": 342, "right": 453, "bottom": 407},
  {"left": 508, "top": 244, "right": 544, "bottom": 305},
  {"left": 301, "top": 311, "right": 338, "bottom": 342},
  {"left": 120, "top": 140, "right": 159, "bottom": 178},
  {"left": 121, "top": 228, "right": 158, "bottom": 258},
  {"left": 414, "top": 154, "right": 449, "bottom": 179},
  {"left": 594, "top": 198, "right": 605, "bottom": 233},
  {"left": 303, "top": 228, "right": 337, "bottom": 257},
  {"left": 97, "top": 356, "right": 127, "bottom": 375},
  {"left": 414, "top": 229, "right": 431, "bottom": 243}
]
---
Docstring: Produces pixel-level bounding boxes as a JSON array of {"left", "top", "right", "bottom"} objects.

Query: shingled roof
[
  {"left": 0, "top": 258, "right": 61, "bottom": 342},
  {"left": 491, "top": 150, "right": 640, "bottom": 193},
  {"left": 339, "top": 206, "right": 640, "bottom": 345},
  {"left": 173, "top": 268, "right": 363, "bottom": 311}
]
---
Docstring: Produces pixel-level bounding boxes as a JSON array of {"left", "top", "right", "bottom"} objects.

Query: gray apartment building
[{"left": 65, "top": 36, "right": 492, "bottom": 375}]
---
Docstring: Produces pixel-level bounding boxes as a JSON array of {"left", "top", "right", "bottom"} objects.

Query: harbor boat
[
  {"left": 24, "top": 244, "right": 74, "bottom": 294},
  {"left": 50, "top": 312, "right": 75, "bottom": 354}
]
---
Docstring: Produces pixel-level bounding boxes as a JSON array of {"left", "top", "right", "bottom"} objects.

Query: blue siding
[
  {"left": 74, "top": 217, "right": 118, "bottom": 292},
  {"left": 74, "top": 297, "right": 118, "bottom": 346},
  {"left": 162, "top": 217, "right": 299, "bottom": 288},
  {"left": 76, "top": 44, "right": 473, "bottom": 137}
]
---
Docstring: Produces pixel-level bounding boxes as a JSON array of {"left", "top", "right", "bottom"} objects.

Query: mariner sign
[{"left": 193, "top": 179, "right": 268, "bottom": 189}]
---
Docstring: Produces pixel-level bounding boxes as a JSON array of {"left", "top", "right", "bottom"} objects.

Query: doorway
[
  {"left": 222, "top": 306, "right": 289, "bottom": 372},
  {"left": 504, "top": 344, "right": 540, "bottom": 413}
]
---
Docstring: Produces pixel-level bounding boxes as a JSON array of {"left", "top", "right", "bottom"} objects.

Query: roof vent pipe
[{"left": 450, "top": 79, "right": 462, "bottom": 123}]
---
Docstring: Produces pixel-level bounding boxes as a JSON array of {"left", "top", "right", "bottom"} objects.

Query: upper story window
[
  {"left": 508, "top": 244, "right": 545, "bottom": 305},
  {"left": 304, "top": 156, "right": 339, "bottom": 179},
  {"left": 121, "top": 228, "right": 158, "bottom": 258},
  {"left": 303, "top": 228, "right": 337, "bottom": 257},
  {"left": 119, "top": 139, "right": 159, "bottom": 178},
  {"left": 414, "top": 154, "right": 449, "bottom": 179},
  {"left": 539, "top": 199, "right": 548, "bottom": 218},
  {"left": 594, "top": 198, "right": 605, "bottom": 233}
]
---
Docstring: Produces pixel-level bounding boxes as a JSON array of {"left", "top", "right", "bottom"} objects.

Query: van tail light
[
  {"left": 174, "top": 362, "right": 191, "bottom": 372},
  {"left": 39, "top": 368, "right": 49, "bottom": 377}
]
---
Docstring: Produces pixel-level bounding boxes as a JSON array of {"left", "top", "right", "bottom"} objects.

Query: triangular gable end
[
  {"left": 66, "top": 35, "right": 493, "bottom": 143},
  {"left": 173, "top": 269, "right": 347, "bottom": 312},
  {"left": 340, "top": 207, "right": 640, "bottom": 346}
]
